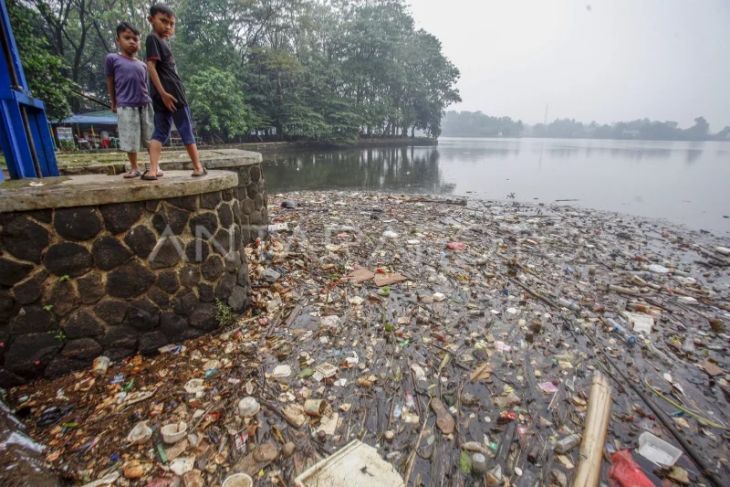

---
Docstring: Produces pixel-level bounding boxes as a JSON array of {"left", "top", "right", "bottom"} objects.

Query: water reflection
[
  {"left": 264, "top": 138, "right": 730, "bottom": 234},
  {"left": 265, "top": 146, "right": 453, "bottom": 194}
]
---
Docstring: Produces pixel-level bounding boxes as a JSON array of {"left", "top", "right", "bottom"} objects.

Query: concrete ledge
[
  {"left": 58, "top": 149, "right": 262, "bottom": 175},
  {"left": 0, "top": 170, "right": 237, "bottom": 212},
  {"left": 162, "top": 149, "right": 262, "bottom": 170}
]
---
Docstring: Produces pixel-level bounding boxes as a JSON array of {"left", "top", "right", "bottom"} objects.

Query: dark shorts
[{"left": 151, "top": 105, "right": 196, "bottom": 145}]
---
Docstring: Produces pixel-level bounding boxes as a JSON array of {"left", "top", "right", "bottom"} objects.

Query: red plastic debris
[
  {"left": 498, "top": 410, "right": 517, "bottom": 424},
  {"left": 446, "top": 242, "right": 466, "bottom": 251},
  {"left": 608, "top": 450, "right": 654, "bottom": 487}
]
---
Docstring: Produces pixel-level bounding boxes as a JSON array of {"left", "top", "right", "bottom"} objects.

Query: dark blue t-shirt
[{"left": 145, "top": 34, "right": 187, "bottom": 112}]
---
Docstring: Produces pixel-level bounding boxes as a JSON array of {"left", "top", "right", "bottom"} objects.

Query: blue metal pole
[{"left": 0, "top": 0, "right": 59, "bottom": 181}]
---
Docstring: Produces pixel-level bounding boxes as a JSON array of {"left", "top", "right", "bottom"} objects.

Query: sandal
[
  {"left": 191, "top": 168, "right": 207, "bottom": 177},
  {"left": 123, "top": 169, "right": 141, "bottom": 179},
  {"left": 157, "top": 171, "right": 164, "bottom": 178},
  {"left": 141, "top": 170, "right": 158, "bottom": 181}
]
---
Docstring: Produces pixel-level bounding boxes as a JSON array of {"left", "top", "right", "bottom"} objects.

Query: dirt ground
[{"left": 6, "top": 191, "right": 730, "bottom": 486}]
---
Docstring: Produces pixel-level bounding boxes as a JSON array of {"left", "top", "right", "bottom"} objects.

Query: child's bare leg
[
  {"left": 186, "top": 143, "right": 204, "bottom": 173},
  {"left": 149, "top": 140, "right": 163, "bottom": 176},
  {"left": 127, "top": 152, "right": 138, "bottom": 172}
]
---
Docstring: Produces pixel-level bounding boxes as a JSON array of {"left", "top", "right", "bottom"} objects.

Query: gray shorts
[{"left": 117, "top": 104, "right": 153, "bottom": 153}]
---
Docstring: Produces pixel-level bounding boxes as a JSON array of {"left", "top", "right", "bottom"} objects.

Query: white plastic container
[
  {"left": 623, "top": 312, "right": 654, "bottom": 335},
  {"left": 126, "top": 421, "right": 152, "bottom": 445},
  {"left": 222, "top": 473, "right": 253, "bottom": 487},
  {"left": 294, "top": 440, "right": 404, "bottom": 487},
  {"left": 160, "top": 421, "right": 188, "bottom": 444},
  {"left": 637, "top": 431, "right": 682, "bottom": 466},
  {"left": 237, "top": 396, "right": 261, "bottom": 417}
]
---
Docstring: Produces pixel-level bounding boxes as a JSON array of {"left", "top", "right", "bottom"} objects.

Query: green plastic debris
[
  {"left": 459, "top": 450, "right": 472, "bottom": 474},
  {"left": 157, "top": 443, "right": 168, "bottom": 464}
]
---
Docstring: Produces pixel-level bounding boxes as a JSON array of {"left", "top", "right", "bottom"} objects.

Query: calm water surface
[{"left": 264, "top": 137, "right": 730, "bottom": 235}]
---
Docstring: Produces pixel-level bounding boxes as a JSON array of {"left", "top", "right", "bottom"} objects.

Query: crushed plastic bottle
[
  {"left": 607, "top": 318, "right": 636, "bottom": 347},
  {"left": 557, "top": 297, "right": 580, "bottom": 311},
  {"left": 554, "top": 433, "right": 581, "bottom": 453}
]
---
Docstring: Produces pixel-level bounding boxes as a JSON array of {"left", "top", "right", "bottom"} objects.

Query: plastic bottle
[
  {"left": 554, "top": 433, "right": 581, "bottom": 453},
  {"left": 557, "top": 297, "right": 580, "bottom": 311},
  {"left": 607, "top": 318, "right": 636, "bottom": 347}
]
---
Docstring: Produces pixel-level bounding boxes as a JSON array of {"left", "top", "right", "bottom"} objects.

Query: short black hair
[
  {"left": 150, "top": 3, "right": 175, "bottom": 17},
  {"left": 116, "top": 22, "right": 140, "bottom": 37}
]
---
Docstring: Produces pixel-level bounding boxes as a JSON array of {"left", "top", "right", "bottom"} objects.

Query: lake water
[{"left": 264, "top": 137, "right": 730, "bottom": 235}]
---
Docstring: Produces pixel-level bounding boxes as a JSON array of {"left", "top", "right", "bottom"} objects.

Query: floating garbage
[
  {"left": 636, "top": 431, "right": 683, "bottom": 466},
  {"left": 294, "top": 440, "right": 404, "bottom": 487},
  {"left": 221, "top": 473, "right": 253, "bottom": 487},
  {"left": 623, "top": 312, "right": 654, "bottom": 335},
  {"left": 609, "top": 450, "right": 654, "bottom": 487},
  {"left": 184, "top": 378, "right": 205, "bottom": 394},
  {"left": 646, "top": 263, "right": 670, "bottom": 274},
  {"left": 7, "top": 191, "right": 729, "bottom": 487},
  {"left": 169, "top": 456, "right": 196, "bottom": 476},
  {"left": 271, "top": 364, "right": 292, "bottom": 379},
  {"left": 160, "top": 421, "right": 187, "bottom": 444},
  {"left": 126, "top": 421, "right": 152, "bottom": 445},
  {"left": 715, "top": 246, "right": 730, "bottom": 256},
  {"left": 237, "top": 397, "right": 261, "bottom": 418},
  {"left": 92, "top": 356, "right": 110, "bottom": 376},
  {"left": 304, "top": 399, "right": 327, "bottom": 417}
]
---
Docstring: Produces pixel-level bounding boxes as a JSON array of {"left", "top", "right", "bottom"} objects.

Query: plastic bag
[{"left": 608, "top": 450, "right": 654, "bottom": 487}]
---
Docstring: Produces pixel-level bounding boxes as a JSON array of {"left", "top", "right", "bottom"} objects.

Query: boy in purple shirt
[{"left": 105, "top": 22, "right": 154, "bottom": 178}]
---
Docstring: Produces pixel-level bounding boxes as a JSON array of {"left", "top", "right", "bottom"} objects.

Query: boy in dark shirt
[
  {"left": 105, "top": 22, "right": 153, "bottom": 178},
  {"left": 144, "top": 3, "right": 206, "bottom": 180}
]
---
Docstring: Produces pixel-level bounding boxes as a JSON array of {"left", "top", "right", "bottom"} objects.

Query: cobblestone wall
[
  {"left": 0, "top": 190, "right": 249, "bottom": 387},
  {"left": 158, "top": 155, "right": 268, "bottom": 243}
]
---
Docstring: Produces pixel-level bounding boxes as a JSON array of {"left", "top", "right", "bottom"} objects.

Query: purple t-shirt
[{"left": 104, "top": 53, "right": 151, "bottom": 107}]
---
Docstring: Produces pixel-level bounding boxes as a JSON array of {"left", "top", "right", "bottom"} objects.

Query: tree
[
  {"left": 9, "top": 1, "right": 73, "bottom": 119},
  {"left": 715, "top": 126, "right": 730, "bottom": 140},
  {"left": 19, "top": 0, "right": 462, "bottom": 142},
  {"left": 685, "top": 116, "right": 709, "bottom": 140},
  {"left": 187, "top": 67, "right": 250, "bottom": 142}
]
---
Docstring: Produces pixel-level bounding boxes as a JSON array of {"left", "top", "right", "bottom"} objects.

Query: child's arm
[
  {"left": 106, "top": 75, "right": 116, "bottom": 113},
  {"left": 147, "top": 60, "right": 178, "bottom": 112},
  {"left": 104, "top": 54, "right": 117, "bottom": 113}
]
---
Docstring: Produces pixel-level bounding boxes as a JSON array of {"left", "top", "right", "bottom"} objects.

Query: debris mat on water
[{"left": 6, "top": 191, "right": 730, "bottom": 486}]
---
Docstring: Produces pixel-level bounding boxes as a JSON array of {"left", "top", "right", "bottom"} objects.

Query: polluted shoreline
[{"left": 4, "top": 190, "right": 730, "bottom": 486}]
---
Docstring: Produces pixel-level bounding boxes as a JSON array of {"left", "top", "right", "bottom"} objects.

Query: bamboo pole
[{"left": 572, "top": 372, "right": 612, "bottom": 487}]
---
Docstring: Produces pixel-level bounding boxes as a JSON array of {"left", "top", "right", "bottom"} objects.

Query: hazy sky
[{"left": 407, "top": 0, "right": 730, "bottom": 129}]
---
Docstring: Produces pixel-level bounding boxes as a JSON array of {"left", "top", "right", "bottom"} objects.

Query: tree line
[
  {"left": 442, "top": 111, "right": 730, "bottom": 141},
  {"left": 10, "top": 0, "right": 461, "bottom": 143}
]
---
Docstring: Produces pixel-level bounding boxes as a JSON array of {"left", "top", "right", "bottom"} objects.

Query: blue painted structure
[
  {"left": 60, "top": 112, "right": 118, "bottom": 126},
  {"left": 0, "top": 0, "right": 58, "bottom": 181}
]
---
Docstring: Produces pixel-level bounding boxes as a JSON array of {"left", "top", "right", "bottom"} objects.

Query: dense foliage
[
  {"left": 14, "top": 0, "right": 461, "bottom": 143},
  {"left": 8, "top": 1, "right": 74, "bottom": 119},
  {"left": 441, "top": 111, "right": 523, "bottom": 137},
  {"left": 443, "top": 111, "right": 730, "bottom": 141}
]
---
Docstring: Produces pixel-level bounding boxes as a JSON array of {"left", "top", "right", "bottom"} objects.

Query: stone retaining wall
[
  {"left": 0, "top": 180, "right": 249, "bottom": 387},
  {"left": 158, "top": 154, "right": 268, "bottom": 243},
  {"left": 59, "top": 149, "right": 268, "bottom": 243}
]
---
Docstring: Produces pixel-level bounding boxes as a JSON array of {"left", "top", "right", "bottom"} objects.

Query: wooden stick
[
  {"left": 404, "top": 398, "right": 432, "bottom": 486},
  {"left": 572, "top": 372, "right": 611, "bottom": 487}
]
